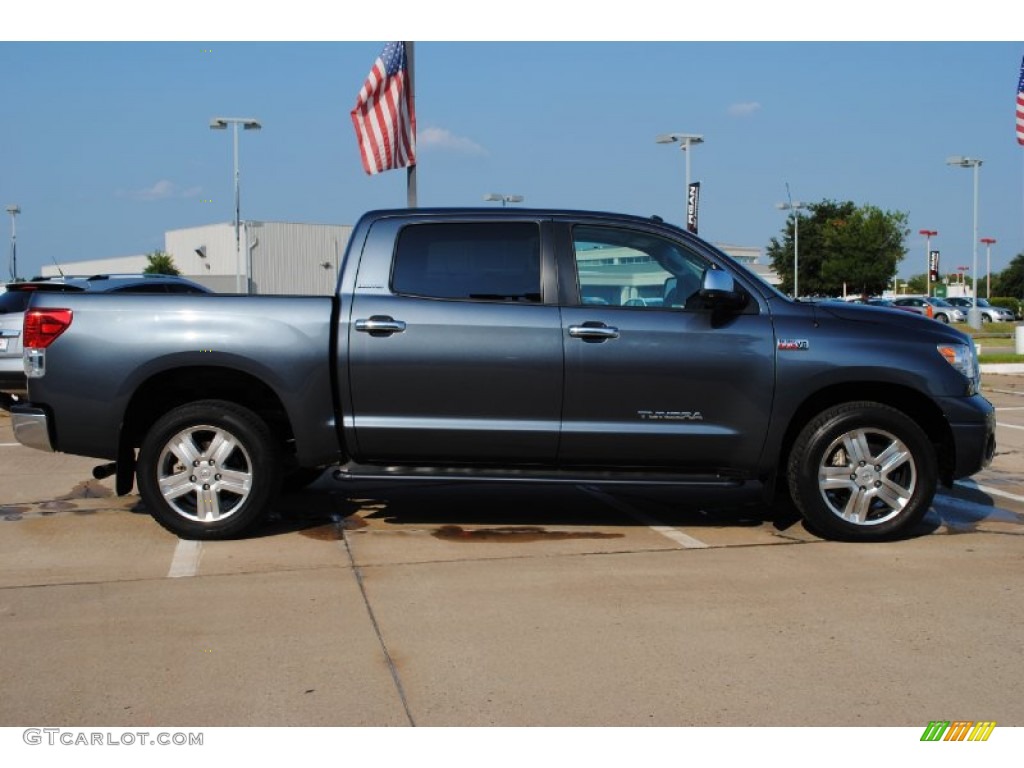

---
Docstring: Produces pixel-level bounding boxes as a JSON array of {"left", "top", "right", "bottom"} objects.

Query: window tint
[
  {"left": 392, "top": 222, "right": 541, "bottom": 302},
  {"left": 572, "top": 225, "right": 708, "bottom": 310}
]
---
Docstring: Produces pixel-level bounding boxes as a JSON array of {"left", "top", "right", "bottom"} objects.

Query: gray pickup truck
[{"left": 11, "top": 208, "right": 996, "bottom": 542}]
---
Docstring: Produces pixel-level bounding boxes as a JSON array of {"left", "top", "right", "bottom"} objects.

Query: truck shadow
[{"left": 259, "top": 478, "right": 828, "bottom": 540}]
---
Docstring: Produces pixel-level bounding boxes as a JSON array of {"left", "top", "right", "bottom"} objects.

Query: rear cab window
[{"left": 391, "top": 222, "right": 542, "bottom": 303}]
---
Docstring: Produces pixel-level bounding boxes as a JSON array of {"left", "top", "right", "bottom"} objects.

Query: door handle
[
  {"left": 355, "top": 316, "right": 407, "bottom": 335},
  {"left": 568, "top": 323, "right": 619, "bottom": 341}
]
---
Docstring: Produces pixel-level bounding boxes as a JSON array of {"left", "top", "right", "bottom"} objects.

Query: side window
[
  {"left": 392, "top": 222, "right": 541, "bottom": 303},
  {"left": 572, "top": 225, "right": 707, "bottom": 310}
]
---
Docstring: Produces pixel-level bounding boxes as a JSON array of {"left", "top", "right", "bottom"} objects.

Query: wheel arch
[
  {"left": 117, "top": 366, "right": 296, "bottom": 494},
  {"left": 776, "top": 382, "right": 956, "bottom": 487}
]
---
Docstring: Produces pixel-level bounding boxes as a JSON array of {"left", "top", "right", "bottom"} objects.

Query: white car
[
  {"left": 891, "top": 296, "right": 966, "bottom": 324},
  {"left": 945, "top": 297, "right": 1016, "bottom": 323}
]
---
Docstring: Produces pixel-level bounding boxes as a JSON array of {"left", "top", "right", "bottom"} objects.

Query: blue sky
[{"left": 2, "top": 22, "right": 1023, "bottom": 284}]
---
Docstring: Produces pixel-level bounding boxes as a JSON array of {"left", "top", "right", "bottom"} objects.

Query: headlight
[{"left": 937, "top": 342, "right": 979, "bottom": 394}]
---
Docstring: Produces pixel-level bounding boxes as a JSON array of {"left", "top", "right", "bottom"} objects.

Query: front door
[{"left": 558, "top": 222, "right": 775, "bottom": 474}]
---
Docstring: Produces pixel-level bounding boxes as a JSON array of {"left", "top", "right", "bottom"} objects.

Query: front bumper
[
  {"left": 10, "top": 404, "right": 55, "bottom": 453},
  {"left": 939, "top": 394, "right": 996, "bottom": 479}
]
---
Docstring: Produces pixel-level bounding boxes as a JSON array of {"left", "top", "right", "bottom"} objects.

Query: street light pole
[
  {"left": 5, "top": 205, "right": 19, "bottom": 282},
  {"left": 980, "top": 237, "right": 996, "bottom": 300},
  {"left": 776, "top": 200, "right": 808, "bottom": 299},
  {"left": 210, "top": 117, "right": 262, "bottom": 293},
  {"left": 919, "top": 229, "right": 937, "bottom": 297},
  {"left": 483, "top": 193, "right": 524, "bottom": 207},
  {"left": 945, "top": 155, "right": 983, "bottom": 328},
  {"left": 656, "top": 132, "right": 704, "bottom": 228}
]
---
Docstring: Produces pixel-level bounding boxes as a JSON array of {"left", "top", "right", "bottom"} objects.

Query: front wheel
[
  {"left": 137, "top": 400, "right": 281, "bottom": 539},
  {"left": 935, "top": 313, "right": 950, "bottom": 323},
  {"left": 787, "top": 402, "right": 937, "bottom": 541}
]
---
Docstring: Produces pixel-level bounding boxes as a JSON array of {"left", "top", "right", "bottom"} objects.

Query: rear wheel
[
  {"left": 787, "top": 402, "right": 937, "bottom": 541},
  {"left": 137, "top": 400, "right": 281, "bottom": 539}
]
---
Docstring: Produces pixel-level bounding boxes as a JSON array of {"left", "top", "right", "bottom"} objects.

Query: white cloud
[
  {"left": 125, "top": 180, "right": 202, "bottom": 201},
  {"left": 727, "top": 101, "right": 762, "bottom": 117},
  {"left": 419, "top": 127, "right": 487, "bottom": 155}
]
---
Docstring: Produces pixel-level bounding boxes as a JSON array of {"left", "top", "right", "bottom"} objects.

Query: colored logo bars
[{"left": 920, "top": 720, "right": 996, "bottom": 742}]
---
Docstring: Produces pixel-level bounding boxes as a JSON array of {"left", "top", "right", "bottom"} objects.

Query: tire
[
  {"left": 137, "top": 400, "right": 281, "bottom": 539},
  {"left": 935, "top": 313, "right": 949, "bottom": 323},
  {"left": 787, "top": 402, "right": 937, "bottom": 541}
]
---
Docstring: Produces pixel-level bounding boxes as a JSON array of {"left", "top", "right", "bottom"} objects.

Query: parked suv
[
  {"left": 1, "top": 274, "right": 211, "bottom": 409},
  {"left": 944, "top": 297, "right": 1016, "bottom": 323},
  {"left": 891, "top": 296, "right": 966, "bottom": 324}
]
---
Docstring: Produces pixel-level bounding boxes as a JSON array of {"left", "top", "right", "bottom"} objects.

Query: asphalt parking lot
[{"left": 1, "top": 376, "right": 1022, "bottom": 727}]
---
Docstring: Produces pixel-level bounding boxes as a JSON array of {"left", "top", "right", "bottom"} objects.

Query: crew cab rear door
[
  {"left": 345, "top": 216, "right": 563, "bottom": 463},
  {"left": 556, "top": 220, "right": 775, "bottom": 474}
]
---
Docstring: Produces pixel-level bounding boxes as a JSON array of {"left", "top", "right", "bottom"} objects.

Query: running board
[{"left": 332, "top": 462, "right": 746, "bottom": 487}]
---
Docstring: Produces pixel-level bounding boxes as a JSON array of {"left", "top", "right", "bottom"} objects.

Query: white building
[
  {"left": 44, "top": 221, "right": 352, "bottom": 296},
  {"left": 43, "top": 220, "right": 776, "bottom": 294}
]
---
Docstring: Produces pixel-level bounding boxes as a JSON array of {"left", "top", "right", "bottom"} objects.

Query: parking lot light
[
  {"left": 5, "top": 205, "right": 19, "bottom": 282},
  {"left": 210, "top": 117, "right": 262, "bottom": 293},
  {"left": 945, "top": 155, "right": 983, "bottom": 329},
  {"left": 980, "top": 238, "right": 996, "bottom": 300},
  {"left": 776, "top": 199, "right": 808, "bottom": 299}
]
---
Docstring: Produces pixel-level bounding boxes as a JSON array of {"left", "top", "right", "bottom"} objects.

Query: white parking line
[
  {"left": 0, "top": 443, "right": 20, "bottom": 447},
  {"left": 996, "top": 422, "right": 1024, "bottom": 431},
  {"left": 956, "top": 479, "right": 1024, "bottom": 505},
  {"left": 167, "top": 539, "right": 203, "bottom": 578},
  {"left": 577, "top": 485, "right": 709, "bottom": 549}
]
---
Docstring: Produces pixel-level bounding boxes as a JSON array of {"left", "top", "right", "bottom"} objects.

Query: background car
[
  {"left": 891, "top": 296, "right": 966, "bottom": 324},
  {"left": 1, "top": 274, "right": 212, "bottom": 409},
  {"left": 944, "top": 297, "right": 1016, "bottom": 323}
]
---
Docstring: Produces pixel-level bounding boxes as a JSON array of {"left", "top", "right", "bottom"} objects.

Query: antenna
[{"left": 50, "top": 255, "right": 65, "bottom": 278}]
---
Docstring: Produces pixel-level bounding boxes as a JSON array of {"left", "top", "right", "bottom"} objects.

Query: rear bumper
[
  {"left": 0, "top": 367, "right": 27, "bottom": 395},
  {"left": 10, "top": 404, "right": 55, "bottom": 453}
]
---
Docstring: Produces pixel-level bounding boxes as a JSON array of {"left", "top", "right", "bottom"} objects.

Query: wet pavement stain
[
  {"left": 298, "top": 514, "right": 368, "bottom": 541},
  {"left": 299, "top": 524, "right": 344, "bottom": 541},
  {"left": 59, "top": 480, "right": 114, "bottom": 500},
  {"left": 432, "top": 525, "right": 623, "bottom": 543},
  {"left": 40, "top": 501, "right": 76, "bottom": 513},
  {"left": 1, "top": 506, "right": 30, "bottom": 521}
]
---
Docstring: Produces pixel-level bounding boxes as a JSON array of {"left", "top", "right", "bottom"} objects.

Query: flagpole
[{"left": 405, "top": 41, "right": 417, "bottom": 208}]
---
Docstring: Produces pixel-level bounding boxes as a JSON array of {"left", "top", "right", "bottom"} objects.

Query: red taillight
[{"left": 24, "top": 309, "right": 74, "bottom": 348}]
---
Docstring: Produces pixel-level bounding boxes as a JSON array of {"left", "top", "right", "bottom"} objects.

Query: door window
[
  {"left": 571, "top": 225, "right": 708, "bottom": 310},
  {"left": 392, "top": 222, "right": 542, "bottom": 303}
]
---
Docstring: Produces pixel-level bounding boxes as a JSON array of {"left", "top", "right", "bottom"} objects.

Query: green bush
[{"left": 990, "top": 296, "right": 1022, "bottom": 319}]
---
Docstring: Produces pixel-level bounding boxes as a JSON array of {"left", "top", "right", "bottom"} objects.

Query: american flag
[
  {"left": 1017, "top": 54, "right": 1024, "bottom": 146},
  {"left": 351, "top": 42, "right": 416, "bottom": 175}
]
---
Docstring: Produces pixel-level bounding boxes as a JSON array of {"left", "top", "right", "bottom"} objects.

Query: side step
[{"left": 332, "top": 461, "right": 746, "bottom": 487}]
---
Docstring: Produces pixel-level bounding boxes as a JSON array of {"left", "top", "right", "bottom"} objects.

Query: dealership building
[{"left": 41, "top": 220, "right": 778, "bottom": 295}]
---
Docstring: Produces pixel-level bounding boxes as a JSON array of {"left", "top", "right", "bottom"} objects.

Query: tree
[
  {"left": 993, "top": 252, "right": 1024, "bottom": 298},
  {"left": 767, "top": 200, "right": 909, "bottom": 297},
  {"left": 904, "top": 273, "right": 927, "bottom": 294},
  {"left": 144, "top": 250, "right": 180, "bottom": 275}
]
